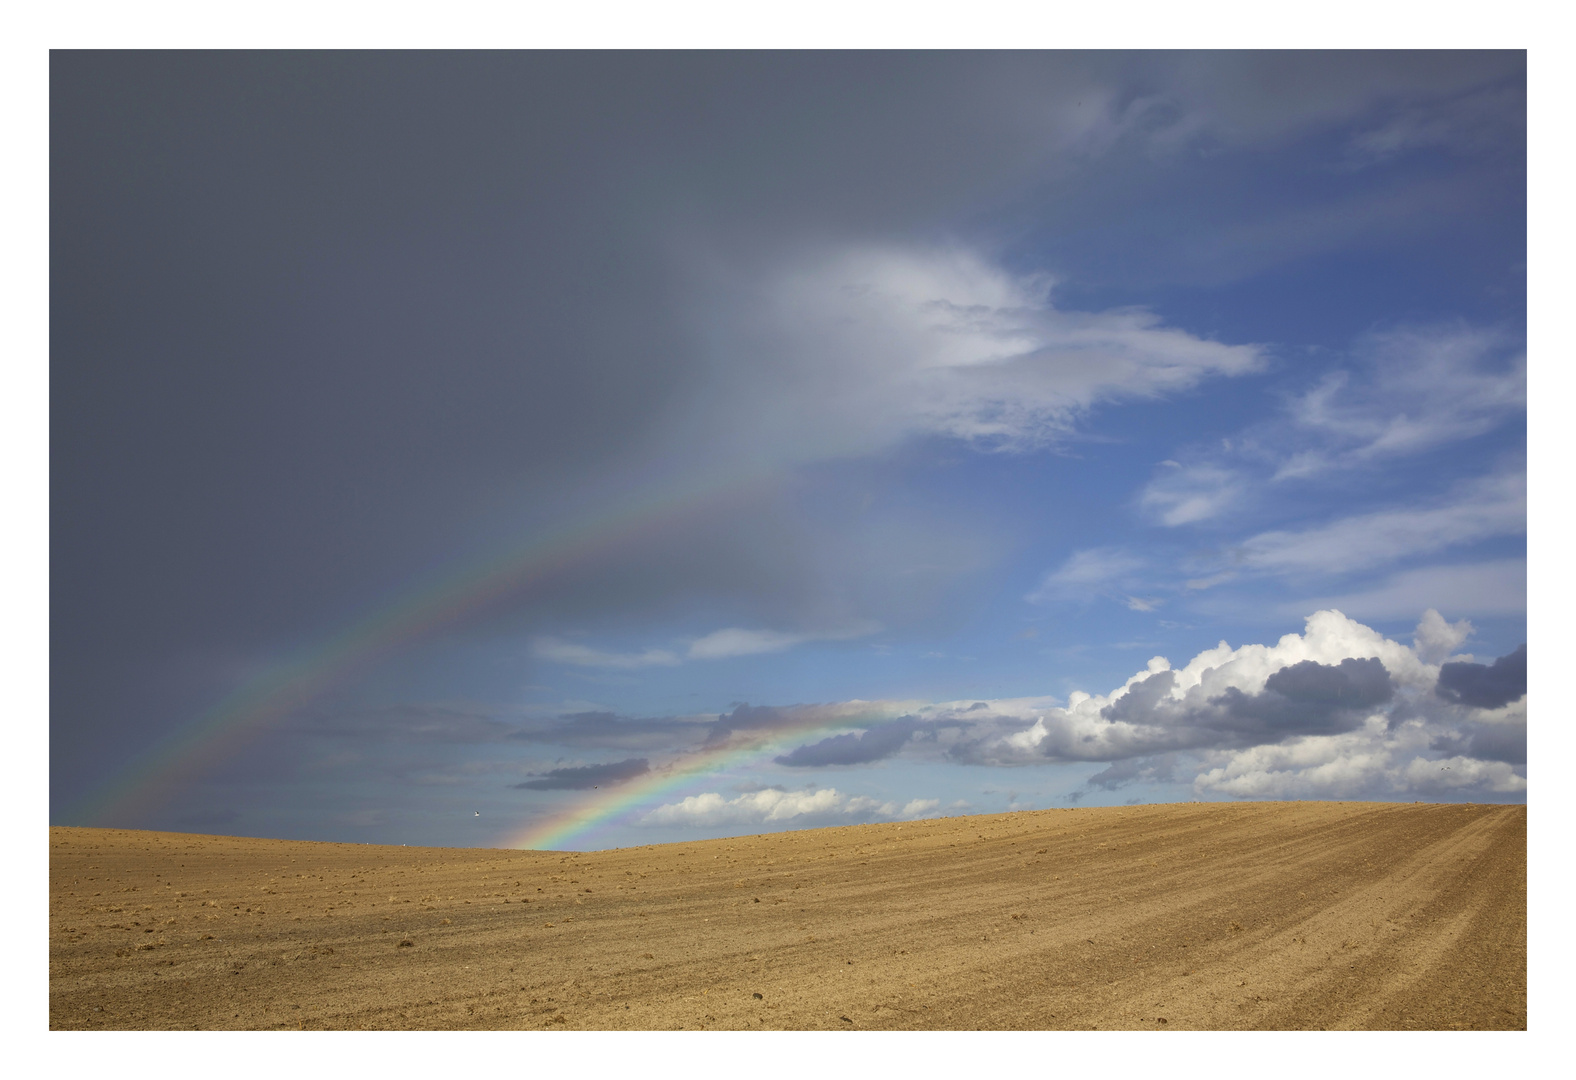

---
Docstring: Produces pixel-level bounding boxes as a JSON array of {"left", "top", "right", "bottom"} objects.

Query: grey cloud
[
  {"left": 1343, "top": 80, "right": 1526, "bottom": 168},
  {"left": 512, "top": 758, "right": 650, "bottom": 791},
  {"left": 54, "top": 54, "right": 1523, "bottom": 671},
  {"left": 705, "top": 702, "right": 895, "bottom": 744},
  {"left": 1266, "top": 656, "right": 1393, "bottom": 704},
  {"left": 1100, "top": 669, "right": 1183, "bottom": 726},
  {"left": 942, "top": 655, "right": 1398, "bottom": 768},
  {"left": 1084, "top": 755, "right": 1178, "bottom": 791},
  {"left": 775, "top": 719, "right": 922, "bottom": 768},
  {"left": 1161, "top": 51, "right": 1521, "bottom": 142},
  {"left": 706, "top": 703, "right": 798, "bottom": 743},
  {"left": 1465, "top": 721, "right": 1527, "bottom": 766},
  {"left": 800, "top": 615, "right": 1520, "bottom": 802},
  {"left": 1106, "top": 657, "right": 1392, "bottom": 743},
  {"left": 1210, "top": 657, "right": 1393, "bottom": 737},
  {"left": 1436, "top": 719, "right": 1527, "bottom": 767},
  {"left": 1436, "top": 644, "right": 1527, "bottom": 709}
]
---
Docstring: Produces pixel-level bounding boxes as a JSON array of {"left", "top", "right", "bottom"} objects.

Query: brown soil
[{"left": 49, "top": 801, "right": 1526, "bottom": 1030}]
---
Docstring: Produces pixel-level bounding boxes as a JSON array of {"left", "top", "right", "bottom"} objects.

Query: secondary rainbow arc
[
  {"left": 74, "top": 467, "right": 783, "bottom": 828},
  {"left": 508, "top": 700, "right": 919, "bottom": 851}
]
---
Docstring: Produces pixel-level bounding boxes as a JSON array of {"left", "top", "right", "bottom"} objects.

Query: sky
[{"left": 50, "top": 51, "right": 1528, "bottom": 851}]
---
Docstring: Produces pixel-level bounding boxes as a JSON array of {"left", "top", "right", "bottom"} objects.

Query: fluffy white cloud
[
  {"left": 639, "top": 787, "right": 935, "bottom": 828},
  {"left": 559, "top": 610, "right": 1525, "bottom": 811},
  {"left": 1413, "top": 608, "right": 1475, "bottom": 665},
  {"left": 897, "top": 609, "right": 1524, "bottom": 801},
  {"left": 924, "top": 610, "right": 1435, "bottom": 764},
  {"left": 1194, "top": 742, "right": 1525, "bottom": 800},
  {"left": 685, "top": 244, "right": 1262, "bottom": 464}
]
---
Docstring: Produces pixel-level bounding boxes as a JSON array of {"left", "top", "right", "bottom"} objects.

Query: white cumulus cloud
[
  {"left": 1413, "top": 608, "right": 1475, "bottom": 665},
  {"left": 904, "top": 609, "right": 1524, "bottom": 801},
  {"left": 639, "top": 787, "right": 936, "bottom": 829}
]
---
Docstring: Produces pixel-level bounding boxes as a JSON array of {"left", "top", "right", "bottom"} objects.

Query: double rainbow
[
  {"left": 71, "top": 467, "right": 821, "bottom": 838},
  {"left": 508, "top": 700, "right": 916, "bottom": 850}
]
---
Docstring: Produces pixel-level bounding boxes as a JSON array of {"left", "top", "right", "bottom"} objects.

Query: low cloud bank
[
  {"left": 640, "top": 787, "right": 939, "bottom": 828},
  {"left": 501, "top": 610, "right": 1524, "bottom": 817},
  {"left": 767, "top": 609, "right": 1526, "bottom": 801},
  {"left": 774, "top": 719, "right": 922, "bottom": 767},
  {"left": 512, "top": 757, "right": 650, "bottom": 790}
]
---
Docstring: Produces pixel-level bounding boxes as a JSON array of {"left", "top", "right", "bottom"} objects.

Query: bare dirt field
[{"left": 49, "top": 801, "right": 1525, "bottom": 1030}]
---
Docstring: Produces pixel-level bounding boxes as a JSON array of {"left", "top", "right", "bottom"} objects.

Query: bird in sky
[{"left": 474, "top": 811, "right": 480, "bottom": 816}]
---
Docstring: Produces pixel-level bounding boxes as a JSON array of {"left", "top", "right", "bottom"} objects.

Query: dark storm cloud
[
  {"left": 1435, "top": 644, "right": 1527, "bottom": 709},
  {"left": 512, "top": 758, "right": 651, "bottom": 791},
  {"left": 774, "top": 718, "right": 922, "bottom": 768},
  {"left": 52, "top": 52, "right": 1525, "bottom": 660},
  {"left": 51, "top": 51, "right": 1526, "bottom": 825}
]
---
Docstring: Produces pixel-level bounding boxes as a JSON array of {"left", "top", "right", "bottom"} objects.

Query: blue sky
[{"left": 50, "top": 51, "right": 1526, "bottom": 849}]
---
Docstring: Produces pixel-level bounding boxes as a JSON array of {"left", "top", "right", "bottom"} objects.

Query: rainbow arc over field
[
  {"left": 74, "top": 465, "right": 854, "bottom": 840},
  {"left": 508, "top": 700, "right": 917, "bottom": 850}
]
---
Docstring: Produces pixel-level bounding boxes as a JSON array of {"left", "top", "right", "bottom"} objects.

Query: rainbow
[
  {"left": 509, "top": 700, "right": 918, "bottom": 850},
  {"left": 71, "top": 465, "right": 795, "bottom": 829}
]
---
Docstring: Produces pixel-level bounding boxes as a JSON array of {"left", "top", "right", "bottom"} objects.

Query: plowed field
[{"left": 49, "top": 801, "right": 1526, "bottom": 1030}]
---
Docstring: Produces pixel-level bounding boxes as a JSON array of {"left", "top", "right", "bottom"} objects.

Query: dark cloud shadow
[
  {"left": 775, "top": 718, "right": 922, "bottom": 767},
  {"left": 1210, "top": 657, "right": 1394, "bottom": 738},
  {"left": 1436, "top": 644, "right": 1526, "bottom": 709},
  {"left": 512, "top": 757, "right": 650, "bottom": 790}
]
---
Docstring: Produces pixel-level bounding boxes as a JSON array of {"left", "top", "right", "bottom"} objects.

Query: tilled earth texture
[{"left": 50, "top": 801, "right": 1525, "bottom": 1030}]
